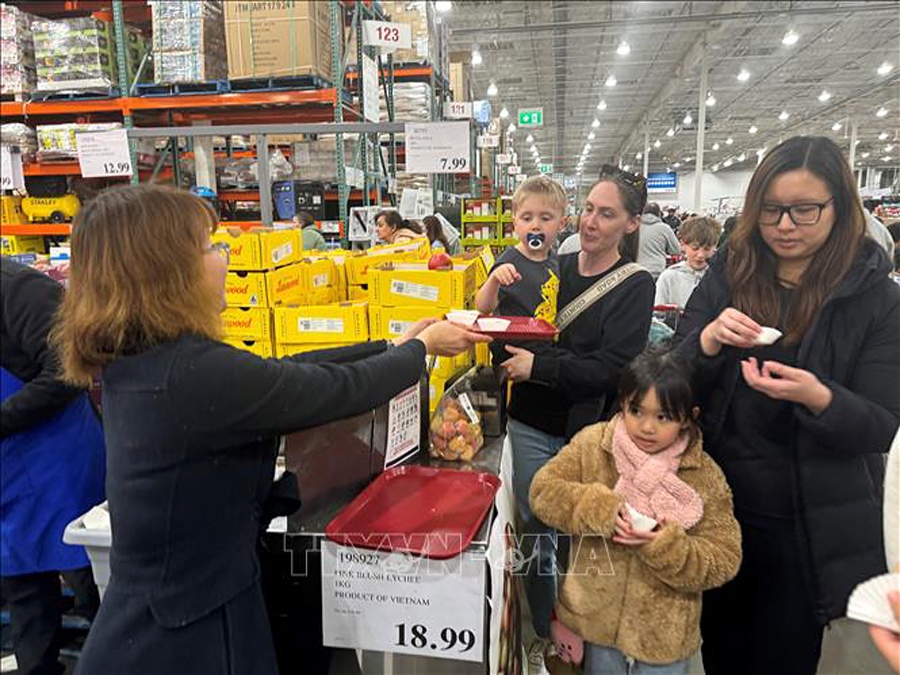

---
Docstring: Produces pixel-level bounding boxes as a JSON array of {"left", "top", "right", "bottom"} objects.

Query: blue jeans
[
  {"left": 507, "top": 418, "right": 565, "bottom": 638},
  {"left": 585, "top": 644, "right": 690, "bottom": 675}
]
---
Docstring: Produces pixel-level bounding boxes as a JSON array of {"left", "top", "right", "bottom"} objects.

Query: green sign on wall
[
  {"left": 540, "top": 163, "right": 553, "bottom": 174},
  {"left": 518, "top": 108, "right": 543, "bottom": 127}
]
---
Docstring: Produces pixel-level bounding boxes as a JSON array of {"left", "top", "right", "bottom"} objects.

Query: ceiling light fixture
[
  {"left": 499, "top": 107, "right": 509, "bottom": 119},
  {"left": 588, "top": 131, "right": 596, "bottom": 140},
  {"left": 832, "top": 121, "right": 842, "bottom": 131},
  {"left": 724, "top": 159, "right": 733, "bottom": 167},
  {"left": 706, "top": 93, "right": 716, "bottom": 107},
  {"left": 435, "top": 1, "right": 452, "bottom": 12},
  {"left": 592, "top": 118, "right": 600, "bottom": 128},
  {"left": 726, "top": 137, "right": 734, "bottom": 145},
  {"left": 673, "top": 162, "right": 681, "bottom": 168},
  {"left": 623, "top": 164, "right": 631, "bottom": 171},
  {"left": 597, "top": 100, "right": 607, "bottom": 111},
  {"left": 782, "top": 29, "right": 799, "bottom": 45},
  {"left": 861, "top": 152, "right": 870, "bottom": 158},
  {"left": 530, "top": 145, "right": 537, "bottom": 153},
  {"left": 683, "top": 112, "right": 693, "bottom": 125},
  {"left": 605, "top": 74, "right": 617, "bottom": 87},
  {"left": 876, "top": 107, "right": 889, "bottom": 118},
  {"left": 636, "top": 152, "right": 642, "bottom": 159},
  {"left": 487, "top": 82, "right": 498, "bottom": 97},
  {"left": 526, "top": 134, "right": 534, "bottom": 143},
  {"left": 712, "top": 163, "right": 720, "bottom": 171},
  {"left": 666, "top": 166, "right": 671, "bottom": 173},
  {"left": 654, "top": 139, "right": 661, "bottom": 148},
  {"left": 779, "top": 111, "right": 790, "bottom": 121},
  {"left": 748, "top": 125, "right": 758, "bottom": 134},
  {"left": 508, "top": 124, "right": 516, "bottom": 134},
  {"left": 818, "top": 90, "right": 832, "bottom": 102},
  {"left": 617, "top": 41, "right": 630, "bottom": 56},
  {"left": 886, "top": 144, "right": 895, "bottom": 152},
  {"left": 737, "top": 153, "right": 747, "bottom": 162},
  {"left": 877, "top": 62, "right": 894, "bottom": 76},
  {"left": 584, "top": 143, "right": 592, "bottom": 152},
  {"left": 666, "top": 128, "right": 675, "bottom": 137},
  {"left": 879, "top": 131, "right": 889, "bottom": 140},
  {"left": 712, "top": 142, "right": 720, "bottom": 150},
  {"left": 471, "top": 50, "right": 482, "bottom": 66},
  {"left": 737, "top": 69, "right": 750, "bottom": 82},
  {"left": 883, "top": 156, "right": 893, "bottom": 162}
]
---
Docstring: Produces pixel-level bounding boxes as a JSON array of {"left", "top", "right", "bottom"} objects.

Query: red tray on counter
[
  {"left": 325, "top": 465, "right": 501, "bottom": 559},
  {"left": 472, "top": 316, "right": 558, "bottom": 341}
]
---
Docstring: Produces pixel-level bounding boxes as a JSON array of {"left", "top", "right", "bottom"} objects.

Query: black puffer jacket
[{"left": 674, "top": 239, "right": 900, "bottom": 623}]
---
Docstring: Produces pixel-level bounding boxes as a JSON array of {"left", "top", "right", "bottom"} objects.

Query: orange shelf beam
[
  {"left": 1, "top": 223, "right": 72, "bottom": 236},
  {"left": 23, "top": 162, "right": 82, "bottom": 176}
]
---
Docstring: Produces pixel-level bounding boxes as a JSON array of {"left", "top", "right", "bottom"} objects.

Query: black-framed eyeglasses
[
  {"left": 758, "top": 198, "right": 834, "bottom": 226},
  {"left": 205, "top": 241, "right": 230, "bottom": 263}
]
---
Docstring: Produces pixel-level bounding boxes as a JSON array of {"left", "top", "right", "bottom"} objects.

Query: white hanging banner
[
  {"left": 321, "top": 542, "right": 486, "bottom": 662},
  {"left": 507, "top": 165, "right": 520, "bottom": 175},
  {"left": 404, "top": 122, "right": 470, "bottom": 174},
  {"left": 75, "top": 128, "right": 133, "bottom": 178},
  {"left": 444, "top": 101, "right": 473, "bottom": 120},
  {"left": 362, "top": 20, "right": 412, "bottom": 51},
  {"left": 362, "top": 54, "right": 380, "bottom": 123},
  {"left": 0, "top": 145, "right": 25, "bottom": 190},
  {"left": 496, "top": 153, "right": 511, "bottom": 165}
]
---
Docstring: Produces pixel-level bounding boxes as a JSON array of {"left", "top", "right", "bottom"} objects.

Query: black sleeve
[
  {"left": 529, "top": 276, "right": 654, "bottom": 399},
  {"left": 282, "top": 340, "right": 390, "bottom": 365},
  {"left": 170, "top": 339, "right": 427, "bottom": 444},
  {"left": 1, "top": 269, "right": 83, "bottom": 438}
]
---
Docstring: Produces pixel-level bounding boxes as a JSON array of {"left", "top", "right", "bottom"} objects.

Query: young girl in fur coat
[{"left": 530, "top": 348, "right": 741, "bottom": 674}]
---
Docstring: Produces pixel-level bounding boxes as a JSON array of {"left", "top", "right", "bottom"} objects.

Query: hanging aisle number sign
[
  {"left": 444, "top": 101, "right": 473, "bottom": 120},
  {"left": 362, "top": 20, "right": 412, "bottom": 51},
  {"left": 404, "top": 122, "right": 470, "bottom": 174},
  {"left": 76, "top": 128, "right": 133, "bottom": 178}
]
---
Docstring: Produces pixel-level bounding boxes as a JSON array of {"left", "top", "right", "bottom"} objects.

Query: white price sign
[
  {"left": 322, "top": 541, "right": 485, "bottom": 662},
  {"left": 507, "top": 165, "right": 520, "bottom": 175},
  {"left": 362, "top": 54, "right": 380, "bottom": 123},
  {"left": 496, "top": 153, "right": 511, "bottom": 165},
  {"left": 477, "top": 135, "right": 500, "bottom": 149},
  {"left": 362, "top": 20, "right": 412, "bottom": 51},
  {"left": 0, "top": 145, "right": 25, "bottom": 191},
  {"left": 385, "top": 384, "right": 421, "bottom": 468},
  {"left": 76, "top": 128, "right": 133, "bottom": 178},
  {"left": 444, "top": 101, "right": 473, "bottom": 120},
  {"left": 404, "top": 122, "right": 470, "bottom": 174}
]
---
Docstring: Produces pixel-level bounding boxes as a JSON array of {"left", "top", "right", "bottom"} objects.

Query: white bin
[{"left": 63, "top": 503, "right": 111, "bottom": 599}]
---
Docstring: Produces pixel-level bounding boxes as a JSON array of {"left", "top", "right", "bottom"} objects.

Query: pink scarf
[{"left": 612, "top": 416, "right": 704, "bottom": 530}]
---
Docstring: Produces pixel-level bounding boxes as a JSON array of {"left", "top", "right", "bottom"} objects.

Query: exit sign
[
  {"left": 518, "top": 108, "right": 543, "bottom": 127},
  {"left": 540, "top": 163, "right": 553, "bottom": 174}
]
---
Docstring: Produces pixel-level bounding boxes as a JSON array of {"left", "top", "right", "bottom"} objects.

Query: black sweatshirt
[
  {"left": 521, "top": 253, "right": 654, "bottom": 438},
  {"left": 1, "top": 258, "right": 82, "bottom": 438}
]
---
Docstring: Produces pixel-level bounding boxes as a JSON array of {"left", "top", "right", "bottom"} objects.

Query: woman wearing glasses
[
  {"left": 51, "top": 185, "right": 488, "bottom": 675},
  {"left": 674, "top": 136, "right": 900, "bottom": 675}
]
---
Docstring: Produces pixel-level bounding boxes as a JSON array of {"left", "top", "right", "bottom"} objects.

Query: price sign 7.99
[{"left": 405, "top": 122, "right": 471, "bottom": 175}]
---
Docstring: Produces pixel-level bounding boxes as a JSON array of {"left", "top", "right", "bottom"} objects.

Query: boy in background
[
  {"left": 475, "top": 175, "right": 565, "bottom": 672},
  {"left": 655, "top": 216, "right": 721, "bottom": 309}
]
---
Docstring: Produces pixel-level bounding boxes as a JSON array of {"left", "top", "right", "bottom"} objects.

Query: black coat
[
  {"left": 74, "top": 336, "right": 426, "bottom": 675},
  {"left": 674, "top": 239, "right": 900, "bottom": 623}
]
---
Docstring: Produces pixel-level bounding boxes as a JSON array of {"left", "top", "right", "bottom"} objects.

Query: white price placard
[
  {"left": 362, "top": 20, "right": 412, "bottom": 51},
  {"left": 322, "top": 541, "right": 485, "bottom": 662},
  {"left": 507, "top": 165, "right": 520, "bottom": 175},
  {"left": 404, "top": 122, "right": 470, "bottom": 174},
  {"left": 385, "top": 384, "right": 421, "bottom": 468},
  {"left": 0, "top": 145, "right": 25, "bottom": 191},
  {"left": 496, "top": 153, "right": 511, "bottom": 165},
  {"left": 477, "top": 135, "right": 500, "bottom": 149},
  {"left": 444, "top": 101, "right": 473, "bottom": 120},
  {"left": 76, "top": 128, "right": 133, "bottom": 178},
  {"left": 362, "top": 54, "right": 380, "bottom": 123}
]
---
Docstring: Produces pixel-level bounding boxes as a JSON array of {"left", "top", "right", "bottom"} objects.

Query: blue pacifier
[{"left": 526, "top": 232, "right": 546, "bottom": 250}]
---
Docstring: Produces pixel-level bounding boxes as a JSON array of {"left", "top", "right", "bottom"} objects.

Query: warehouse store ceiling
[{"left": 446, "top": 0, "right": 900, "bottom": 176}]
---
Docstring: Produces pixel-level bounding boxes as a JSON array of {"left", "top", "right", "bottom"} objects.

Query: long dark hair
[
  {"left": 727, "top": 136, "right": 866, "bottom": 344},
  {"left": 423, "top": 215, "right": 450, "bottom": 250},
  {"left": 375, "top": 209, "right": 424, "bottom": 235},
  {"left": 594, "top": 164, "right": 647, "bottom": 262}
]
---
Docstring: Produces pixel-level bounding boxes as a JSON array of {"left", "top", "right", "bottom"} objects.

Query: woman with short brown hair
[
  {"left": 674, "top": 136, "right": 900, "bottom": 675},
  {"left": 54, "top": 184, "right": 486, "bottom": 675}
]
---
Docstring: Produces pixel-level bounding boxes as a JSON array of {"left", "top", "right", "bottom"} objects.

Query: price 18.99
[
  {"left": 395, "top": 623, "right": 475, "bottom": 653},
  {"left": 438, "top": 157, "right": 467, "bottom": 171}
]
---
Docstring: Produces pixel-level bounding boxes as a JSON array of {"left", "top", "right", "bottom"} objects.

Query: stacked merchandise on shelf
[
  {"left": 1, "top": 123, "right": 38, "bottom": 161},
  {"left": 0, "top": 3, "right": 37, "bottom": 97},
  {"left": 381, "top": 1, "right": 449, "bottom": 77},
  {"left": 289, "top": 136, "right": 361, "bottom": 184},
  {"left": 35, "top": 122, "right": 122, "bottom": 162},
  {"left": 379, "top": 82, "right": 433, "bottom": 193},
  {"left": 123, "top": 26, "right": 152, "bottom": 84},
  {"left": 150, "top": 0, "right": 227, "bottom": 84},
  {"left": 224, "top": 0, "right": 332, "bottom": 80},
  {"left": 32, "top": 17, "right": 117, "bottom": 92}
]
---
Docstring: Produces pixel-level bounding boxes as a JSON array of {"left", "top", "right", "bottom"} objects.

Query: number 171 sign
[{"left": 363, "top": 20, "right": 412, "bottom": 51}]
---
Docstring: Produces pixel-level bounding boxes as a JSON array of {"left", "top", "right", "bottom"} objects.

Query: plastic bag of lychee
[{"left": 428, "top": 372, "right": 485, "bottom": 463}]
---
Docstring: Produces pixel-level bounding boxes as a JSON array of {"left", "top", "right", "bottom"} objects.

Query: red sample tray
[
  {"left": 325, "top": 465, "right": 501, "bottom": 559},
  {"left": 474, "top": 315, "right": 558, "bottom": 341}
]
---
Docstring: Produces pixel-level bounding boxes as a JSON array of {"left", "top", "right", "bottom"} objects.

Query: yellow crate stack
[{"left": 273, "top": 301, "right": 369, "bottom": 356}]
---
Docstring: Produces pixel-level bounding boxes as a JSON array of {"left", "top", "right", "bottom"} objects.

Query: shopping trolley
[{"left": 649, "top": 304, "right": 683, "bottom": 345}]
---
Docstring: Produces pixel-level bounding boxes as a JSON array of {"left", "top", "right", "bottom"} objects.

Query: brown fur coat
[{"left": 529, "top": 418, "right": 742, "bottom": 664}]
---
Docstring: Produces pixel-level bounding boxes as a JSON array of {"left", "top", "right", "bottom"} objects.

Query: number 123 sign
[{"left": 362, "top": 20, "right": 412, "bottom": 50}]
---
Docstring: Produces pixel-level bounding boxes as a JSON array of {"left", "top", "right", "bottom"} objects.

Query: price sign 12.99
[
  {"left": 76, "top": 128, "right": 133, "bottom": 178},
  {"left": 404, "top": 121, "right": 471, "bottom": 175}
]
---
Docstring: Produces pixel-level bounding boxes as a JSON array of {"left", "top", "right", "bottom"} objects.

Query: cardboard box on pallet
[
  {"left": 221, "top": 306, "right": 273, "bottom": 340},
  {"left": 273, "top": 302, "right": 369, "bottom": 344},
  {"left": 32, "top": 17, "right": 117, "bottom": 92},
  {"left": 223, "top": 337, "right": 276, "bottom": 358},
  {"left": 213, "top": 227, "right": 301, "bottom": 271},
  {"left": 369, "top": 261, "right": 477, "bottom": 308},
  {"left": 225, "top": 264, "right": 303, "bottom": 307},
  {"left": 224, "top": 0, "right": 333, "bottom": 81}
]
